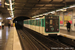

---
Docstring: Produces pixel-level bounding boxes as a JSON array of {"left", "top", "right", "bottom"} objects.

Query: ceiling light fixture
[
  {"left": 6, "top": 17, "right": 12, "bottom": 19},
  {"left": 32, "top": 4, "right": 75, "bottom": 18},
  {"left": 7, "top": 8, "right": 11, "bottom": 10},
  {"left": 5, "top": 2, "right": 9, "bottom": 5},
  {"left": 50, "top": 11, "right": 55, "bottom": 14},
  {"left": 69, "top": 5, "right": 75, "bottom": 8},
  {"left": 56, "top": 8, "right": 67, "bottom": 12},
  {"left": 9, "top": 0, "right": 14, "bottom": 18}
]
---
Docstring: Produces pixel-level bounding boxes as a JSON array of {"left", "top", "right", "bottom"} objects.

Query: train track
[
  {"left": 17, "top": 29, "right": 50, "bottom": 50},
  {"left": 22, "top": 27, "right": 72, "bottom": 50},
  {"left": 17, "top": 26, "right": 75, "bottom": 50}
]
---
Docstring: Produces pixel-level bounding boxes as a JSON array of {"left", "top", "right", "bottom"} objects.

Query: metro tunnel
[
  {"left": 0, "top": 0, "right": 75, "bottom": 50},
  {"left": 13, "top": 16, "right": 30, "bottom": 29}
]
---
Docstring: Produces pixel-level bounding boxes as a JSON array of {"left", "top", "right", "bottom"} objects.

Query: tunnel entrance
[{"left": 13, "top": 16, "right": 30, "bottom": 29}]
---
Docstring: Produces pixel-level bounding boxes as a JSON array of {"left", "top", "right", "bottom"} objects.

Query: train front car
[{"left": 44, "top": 15, "right": 60, "bottom": 36}]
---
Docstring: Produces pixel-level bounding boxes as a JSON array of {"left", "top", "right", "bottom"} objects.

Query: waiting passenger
[
  {"left": 66, "top": 21, "right": 71, "bottom": 32},
  {"left": 2, "top": 22, "right": 4, "bottom": 29},
  {"left": 8, "top": 22, "right": 10, "bottom": 28}
]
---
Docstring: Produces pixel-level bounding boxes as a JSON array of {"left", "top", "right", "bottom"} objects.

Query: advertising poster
[
  {"left": 57, "top": 12, "right": 63, "bottom": 26},
  {"left": 64, "top": 11, "right": 72, "bottom": 26},
  {"left": 59, "top": 12, "right": 63, "bottom": 25}
]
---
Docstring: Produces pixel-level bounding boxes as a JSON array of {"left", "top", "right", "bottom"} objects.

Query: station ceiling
[
  {"left": 0, "top": 7, "right": 10, "bottom": 19},
  {"left": 15, "top": 0, "right": 75, "bottom": 18},
  {"left": 0, "top": 0, "right": 75, "bottom": 18}
]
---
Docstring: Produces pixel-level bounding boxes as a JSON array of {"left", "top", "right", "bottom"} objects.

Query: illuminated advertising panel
[
  {"left": 60, "top": 12, "right": 63, "bottom": 24},
  {"left": 57, "top": 12, "right": 63, "bottom": 26},
  {"left": 64, "top": 11, "right": 72, "bottom": 26}
]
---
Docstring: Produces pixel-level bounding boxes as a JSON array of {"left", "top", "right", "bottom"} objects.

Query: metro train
[{"left": 23, "top": 15, "right": 60, "bottom": 36}]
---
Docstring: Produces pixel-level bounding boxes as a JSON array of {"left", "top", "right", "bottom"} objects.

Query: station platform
[
  {"left": 0, "top": 27, "right": 22, "bottom": 50},
  {"left": 0, "top": 26, "right": 75, "bottom": 50},
  {"left": 59, "top": 29, "right": 75, "bottom": 40},
  {"left": 0, "top": 27, "right": 9, "bottom": 50}
]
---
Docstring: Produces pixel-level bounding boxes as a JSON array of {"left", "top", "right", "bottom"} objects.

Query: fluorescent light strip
[
  {"left": 69, "top": 5, "right": 75, "bottom": 8},
  {"left": 9, "top": 0, "right": 14, "bottom": 18},
  {"left": 32, "top": 5, "right": 75, "bottom": 18},
  {"left": 9, "top": 0, "right": 12, "bottom": 10},
  {"left": 5, "top": 2, "right": 9, "bottom": 5}
]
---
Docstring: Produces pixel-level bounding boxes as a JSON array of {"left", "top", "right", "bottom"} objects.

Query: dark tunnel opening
[{"left": 13, "top": 16, "right": 30, "bottom": 29}]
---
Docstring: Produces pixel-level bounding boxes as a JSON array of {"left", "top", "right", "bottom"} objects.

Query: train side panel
[
  {"left": 39, "top": 19, "right": 43, "bottom": 34},
  {"left": 23, "top": 15, "right": 60, "bottom": 36}
]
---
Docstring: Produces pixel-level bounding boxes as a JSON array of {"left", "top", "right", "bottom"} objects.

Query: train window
[
  {"left": 31, "top": 20, "right": 33, "bottom": 25},
  {"left": 36, "top": 20, "right": 37, "bottom": 25},
  {"left": 26, "top": 21, "right": 27, "bottom": 24},
  {"left": 28, "top": 20, "right": 30, "bottom": 24},
  {"left": 42, "top": 19, "right": 44, "bottom": 27},
  {"left": 30, "top": 20, "right": 32, "bottom": 25},
  {"left": 25, "top": 21, "right": 26, "bottom": 24},
  {"left": 34, "top": 20, "right": 35, "bottom": 25},
  {"left": 33, "top": 20, "right": 34, "bottom": 25},
  {"left": 32, "top": 20, "right": 34, "bottom": 25},
  {"left": 38, "top": 20, "right": 40, "bottom": 26},
  {"left": 36, "top": 20, "right": 38, "bottom": 26},
  {"left": 33, "top": 20, "right": 35, "bottom": 25},
  {"left": 31, "top": 20, "right": 32, "bottom": 25},
  {"left": 28, "top": 21, "right": 29, "bottom": 24},
  {"left": 34, "top": 20, "right": 36, "bottom": 25},
  {"left": 27, "top": 20, "right": 28, "bottom": 24},
  {"left": 27, "top": 21, "right": 28, "bottom": 24},
  {"left": 37, "top": 20, "right": 38, "bottom": 26},
  {"left": 39, "top": 20, "right": 41, "bottom": 26},
  {"left": 50, "top": 20, "right": 52, "bottom": 24},
  {"left": 38, "top": 20, "right": 39, "bottom": 26},
  {"left": 26, "top": 20, "right": 27, "bottom": 24},
  {"left": 32, "top": 20, "right": 33, "bottom": 25}
]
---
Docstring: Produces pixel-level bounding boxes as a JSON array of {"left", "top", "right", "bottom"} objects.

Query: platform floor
[
  {"left": 59, "top": 29, "right": 75, "bottom": 39},
  {"left": 0, "top": 27, "right": 22, "bottom": 50},
  {"left": 0, "top": 27, "right": 75, "bottom": 50},
  {"left": 60, "top": 29, "right": 75, "bottom": 36},
  {"left": 0, "top": 27, "right": 10, "bottom": 50}
]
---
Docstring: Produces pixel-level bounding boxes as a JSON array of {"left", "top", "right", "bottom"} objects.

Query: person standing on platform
[
  {"left": 8, "top": 22, "right": 11, "bottom": 28},
  {"left": 66, "top": 21, "right": 71, "bottom": 32},
  {"left": 2, "top": 22, "right": 4, "bottom": 29}
]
